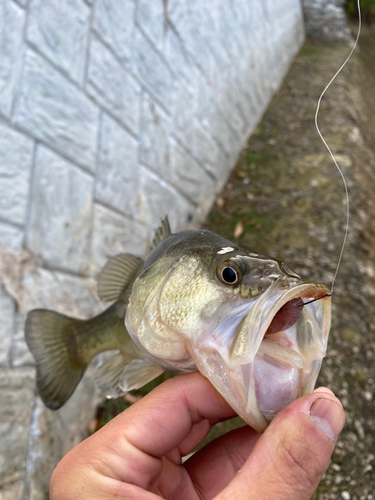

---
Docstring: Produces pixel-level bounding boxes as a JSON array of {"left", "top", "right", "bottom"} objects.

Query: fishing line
[
  {"left": 314, "top": 0, "right": 361, "bottom": 296},
  {"left": 304, "top": 294, "right": 330, "bottom": 306}
]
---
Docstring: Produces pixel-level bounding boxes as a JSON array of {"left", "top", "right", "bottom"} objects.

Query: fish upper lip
[
  {"left": 258, "top": 282, "right": 331, "bottom": 343},
  {"left": 256, "top": 283, "right": 331, "bottom": 369},
  {"left": 229, "top": 281, "right": 331, "bottom": 367}
]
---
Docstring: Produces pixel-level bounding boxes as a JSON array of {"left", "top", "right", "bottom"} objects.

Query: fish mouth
[
  {"left": 185, "top": 280, "right": 331, "bottom": 434},
  {"left": 226, "top": 281, "right": 331, "bottom": 431}
]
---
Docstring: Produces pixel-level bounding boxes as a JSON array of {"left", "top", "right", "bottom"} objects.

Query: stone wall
[
  {"left": 0, "top": 0, "right": 305, "bottom": 498},
  {"left": 302, "top": 0, "right": 350, "bottom": 40}
]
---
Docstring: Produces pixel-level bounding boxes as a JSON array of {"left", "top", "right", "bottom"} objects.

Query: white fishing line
[{"left": 314, "top": 0, "right": 361, "bottom": 295}]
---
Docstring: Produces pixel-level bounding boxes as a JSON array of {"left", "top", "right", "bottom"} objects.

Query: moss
[
  {"left": 341, "top": 328, "right": 362, "bottom": 343},
  {"left": 346, "top": 0, "right": 375, "bottom": 21}
]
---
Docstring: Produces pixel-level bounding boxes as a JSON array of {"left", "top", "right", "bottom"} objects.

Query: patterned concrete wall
[
  {"left": 0, "top": 0, "right": 304, "bottom": 498},
  {"left": 302, "top": 0, "right": 350, "bottom": 39}
]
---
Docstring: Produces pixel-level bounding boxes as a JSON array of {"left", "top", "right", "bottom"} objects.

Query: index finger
[
  {"left": 118, "top": 371, "right": 236, "bottom": 457},
  {"left": 52, "top": 372, "right": 236, "bottom": 496}
]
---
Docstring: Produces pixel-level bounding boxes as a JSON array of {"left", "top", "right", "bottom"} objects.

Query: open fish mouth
[
  {"left": 229, "top": 281, "right": 331, "bottom": 430},
  {"left": 190, "top": 280, "right": 331, "bottom": 434}
]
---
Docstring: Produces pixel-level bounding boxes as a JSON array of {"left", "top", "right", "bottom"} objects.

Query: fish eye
[{"left": 217, "top": 260, "right": 242, "bottom": 285}]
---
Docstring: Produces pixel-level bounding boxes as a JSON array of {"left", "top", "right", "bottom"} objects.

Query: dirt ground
[
  {"left": 206, "top": 26, "right": 375, "bottom": 499},
  {"left": 95, "top": 26, "right": 375, "bottom": 499}
]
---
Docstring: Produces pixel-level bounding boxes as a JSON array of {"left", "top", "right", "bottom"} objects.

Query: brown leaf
[
  {"left": 216, "top": 197, "right": 225, "bottom": 208},
  {"left": 233, "top": 221, "right": 244, "bottom": 239},
  {"left": 235, "top": 170, "right": 246, "bottom": 178}
]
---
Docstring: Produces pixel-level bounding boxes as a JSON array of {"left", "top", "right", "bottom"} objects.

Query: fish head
[{"left": 126, "top": 234, "right": 331, "bottom": 433}]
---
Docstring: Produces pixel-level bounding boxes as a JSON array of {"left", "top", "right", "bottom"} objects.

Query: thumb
[{"left": 217, "top": 387, "right": 345, "bottom": 500}]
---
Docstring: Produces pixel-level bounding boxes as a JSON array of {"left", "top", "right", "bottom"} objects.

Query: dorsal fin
[
  {"left": 149, "top": 216, "right": 172, "bottom": 252},
  {"left": 97, "top": 254, "right": 144, "bottom": 303}
]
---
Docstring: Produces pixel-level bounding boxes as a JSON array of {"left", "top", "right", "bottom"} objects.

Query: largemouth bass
[{"left": 25, "top": 217, "right": 331, "bottom": 433}]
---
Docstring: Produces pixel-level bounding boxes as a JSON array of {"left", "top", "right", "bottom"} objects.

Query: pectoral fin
[
  {"left": 95, "top": 353, "right": 128, "bottom": 399},
  {"left": 119, "top": 359, "right": 165, "bottom": 392}
]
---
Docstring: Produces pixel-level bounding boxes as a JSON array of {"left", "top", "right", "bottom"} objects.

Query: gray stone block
[
  {"left": 87, "top": 37, "right": 141, "bottom": 136},
  {"left": 12, "top": 0, "right": 27, "bottom": 7},
  {"left": 170, "top": 79, "right": 197, "bottom": 151},
  {"left": 96, "top": 114, "right": 139, "bottom": 217},
  {"left": 23, "top": 399, "right": 64, "bottom": 500},
  {"left": 13, "top": 49, "right": 99, "bottom": 171},
  {"left": 9, "top": 326, "right": 34, "bottom": 368},
  {"left": 25, "top": 367, "right": 100, "bottom": 500},
  {"left": 26, "top": 146, "right": 94, "bottom": 274},
  {"left": 132, "top": 29, "right": 171, "bottom": 109},
  {"left": 194, "top": 70, "right": 213, "bottom": 122},
  {"left": 165, "top": 28, "right": 192, "bottom": 82},
  {"left": 91, "top": 203, "right": 149, "bottom": 271},
  {"left": 0, "top": 0, "right": 25, "bottom": 118},
  {"left": 215, "top": 147, "right": 231, "bottom": 187},
  {"left": 93, "top": 0, "right": 135, "bottom": 63},
  {"left": 138, "top": 165, "right": 195, "bottom": 232},
  {"left": 140, "top": 95, "right": 169, "bottom": 176},
  {"left": 21, "top": 268, "right": 101, "bottom": 319},
  {"left": 0, "top": 123, "right": 34, "bottom": 226},
  {"left": 0, "top": 480, "right": 24, "bottom": 500},
  {"left": 0, "top": 369, "right": 35, "bottom": 484},
  {"left": 26, "top": 0, "right": 90, "bottom": 85},
  {"left": 202, "top": 108, "right": 236, "bottom": 159},
  {"left": 0, "top": 284, "right": 15, "bottom": 366},
  {"left": 136, "top": 0, "right": 165, "bottom": 51},
  {"left": 169, "top": 138, "right": 215, "bottom": 205},
  {"left": 168, "top": 1, "right": 211, "bottom": 72},
  {"left": 0, "top": 224, "right": 24, "bottom": 251},
  {"left": 191, "top": 125, "right": 220, "bottom": 179}
]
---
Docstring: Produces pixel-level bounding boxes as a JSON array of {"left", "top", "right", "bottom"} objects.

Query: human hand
[{"left": 50, "top": 372, "right": 345, "bottom": 500}]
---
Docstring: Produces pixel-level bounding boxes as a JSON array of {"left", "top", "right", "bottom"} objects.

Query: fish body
[{"left": 25, "top": 218, "right": 331, "bottom": 432}]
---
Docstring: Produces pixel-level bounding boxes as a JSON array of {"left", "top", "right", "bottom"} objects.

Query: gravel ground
[{"left": 206, "top": 28, "right": 375, "bottom": 500}]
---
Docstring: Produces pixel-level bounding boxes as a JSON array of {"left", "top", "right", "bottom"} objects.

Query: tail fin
[{"left": 25, "top": 309, "right": 87, "bottom": 410}]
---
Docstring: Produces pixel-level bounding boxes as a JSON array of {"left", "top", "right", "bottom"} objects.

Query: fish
[{"left": 25, "top": 217, "right": 331, "bottom": 433}]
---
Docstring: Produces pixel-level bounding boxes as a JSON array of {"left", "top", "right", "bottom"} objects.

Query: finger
[
  {"left": 120, "top": 371, "right": 235, "bottom": 458},
  {"left": 184, "top": 425, "right": 259, "bottom": 498},
  {"left": 216, "top": 388, "right": 345, "bottom": 500},
  {"left": 52, "top": 372, "right": 235, "bottom": 497},
  {"left": 176, "top": 419, "right": 212, "bottom": 459}
]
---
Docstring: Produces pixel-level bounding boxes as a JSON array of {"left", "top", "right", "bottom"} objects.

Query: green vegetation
[{"left": 346, "top": 0, "right": 375, "bottom": 21}]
